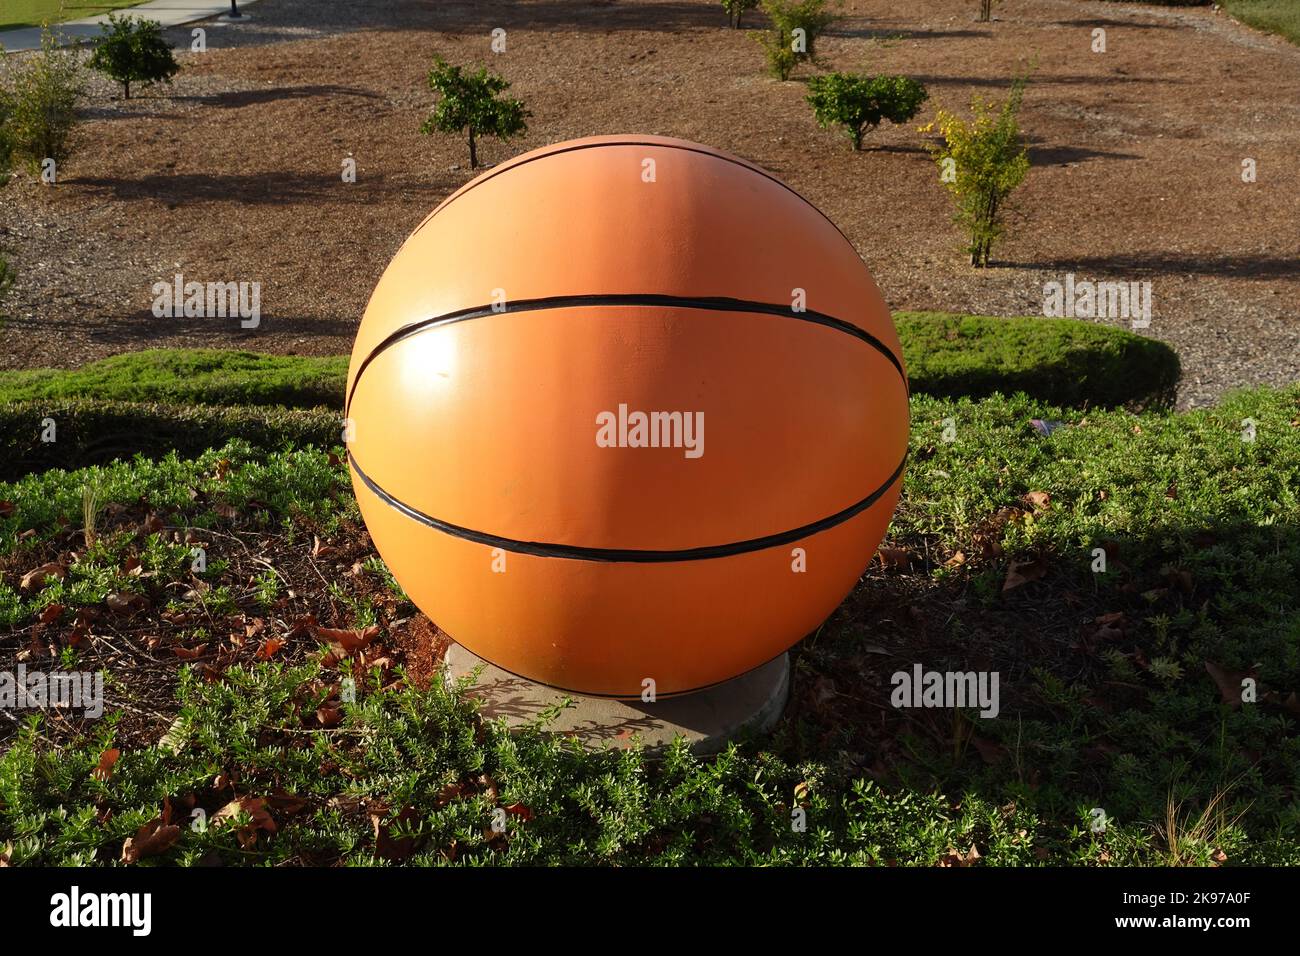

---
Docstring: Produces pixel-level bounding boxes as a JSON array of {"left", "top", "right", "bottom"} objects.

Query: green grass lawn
[
  {"left": 2, "top": 384, "right": 1297, "bottom": 865},
  {"left": 1223, "top": 0, "right": 1300, "bottom": 46},
  {"left": 0, "top": 1, "right": 150, "bottom": 32}
]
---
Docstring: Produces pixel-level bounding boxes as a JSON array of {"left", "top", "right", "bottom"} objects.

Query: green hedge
[
  {"left": 0, "top": 313, "right": 1180, "bottom": 413},
  {"left": 0, "top": 400, "right": 342, "bottom": 482},
  {"left": 898, "top": 313, "right": 1179, "bottom": 410},
  {"left": 0, "top": 350, "right": 348, "bottom": 409}
]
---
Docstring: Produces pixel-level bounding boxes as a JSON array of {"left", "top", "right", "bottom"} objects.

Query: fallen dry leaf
[
  {"left": 20, "top": 561, "right": 66, "bottom": 591},
  {"left": 1204, "top": 661, "right": 1258, "bottom": 709},
  {"left": 255, "top": 637, "right": 285, "bottom": 661},
  {"left": 371, "top": 805, "right": 420, "bottom": 861},
  {"left": 314, "top": 623, "right": 380, "bottom": 659},
  {"left": 105, "top": 591, "right": 146, "bottom": 613},
  {"left": 877, "top": 547, "right": 914, "bottom": 571},
  {"left": 37, "top": 603, "right": 63, "bottom": 625},
  {"left": 937, "top": 844, "right": 981, "bottom": 867},
  {"left": 121, "top": 818, "right": 181, "bottom": 863},
  {"left": 92, "top": 748, "right": 120, "bottom": 782},
  {"left": 1023, "top": 491, "right": 1051, "bottom": 512},
  {"left": 213, "top": 796, "right": 276, "bottom": 848},
  {"left": 1002, "top": 558, "right": 1048, "bottom": 592}
]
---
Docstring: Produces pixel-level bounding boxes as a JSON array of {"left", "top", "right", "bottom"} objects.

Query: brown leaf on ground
[
  {"left": 941, "top": 551, "right": 967, "bottom": 570},
  {"left": 503, "top": 803, "right": 533, "bottom": 821},
  {"left": 1204, "top": 661, "right": 1258, "bottom": 708},
  {"left": 314, "top": 623, "right": 380, "bottom": 660},
  {"left": 1023, "top": 491, "right": 1051, "bottom": 512},
  {"left": 477, "top": 774, "right": 500, "bottom": 803},
  {"left": 172, "top": 644, "right": 209, "bottom": 660},
  {"left": 213, "top": 797, "right": 276, "bottom": 849},
  {"left": 1002, "top": 559, "right": 1047, "bottom": 592},
  {"left": 121, "top": 818, "right": 181, "bottom": 863},
  {"left": 138, "top": 514, "right": 164, "bottom": 535},
  {"left": 267, "top": 790, "right": 308, "bottom": 815},
  {"left": 316, "top": 705, "right": 342, "bottom": 728},
  {"left": 0, "top": 501, "right": 12, "bottom": 517},
  {"left": 20, "top": 561, "right": 66, "bottom": 591},
  {"left": 255, "top": 637, "right": 285, "bottom": 661},
  {"left": 0, "top": 843, "right": 11, "bottom": 866},
  {"left": 371, "top": 805, "right": 420, "bottom": 861},
  {"left": 311, "top": 535, "right": 337, "bottom": 559},
  {"left": 877, "top": 547, "right": 914, "bottom": 571},
  {"left": 92, "top": 748, "right": 120, "bottom": 782},
  {"left": 37, "top": 603, "right": 63, "bottom": 625},
  {"left": 105, "top": 591, "right": 147, "bottom": 613},
  {"left": 937, "top": 844, "right": 981, "bottom": 867}
]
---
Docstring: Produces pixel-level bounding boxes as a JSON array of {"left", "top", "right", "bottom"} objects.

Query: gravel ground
[{"left": 0, "top": 0, "right": 1297, "bottom": 409}]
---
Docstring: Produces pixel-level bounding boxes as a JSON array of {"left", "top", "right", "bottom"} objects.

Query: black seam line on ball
[
  {"left": 347, "top": 448, "right": 907, "bottom": 564},
  {"left": 406, "top": 138, "right": 860, "bottom": 256},
  {"left": 345, "top": 293, "right": 908, "bottom": 414}
]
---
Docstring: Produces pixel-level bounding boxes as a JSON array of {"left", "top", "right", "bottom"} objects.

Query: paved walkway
[{"left": 0, "top": 0, "right": 261, "bottom": 52}]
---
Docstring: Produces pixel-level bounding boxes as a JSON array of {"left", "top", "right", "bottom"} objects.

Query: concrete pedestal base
[{"left": 443, "top": 644, "right": 790, "bottom": 755}]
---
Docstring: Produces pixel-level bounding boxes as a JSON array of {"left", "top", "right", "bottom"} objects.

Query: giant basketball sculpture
[{"left": 347, "top": 135, "right": 909, "bottom": 698}]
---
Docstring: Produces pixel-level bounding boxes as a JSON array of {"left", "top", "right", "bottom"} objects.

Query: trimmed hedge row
[
  {"left": 0, "top": 350, "right": 348, "bottom": 410},
  {"left": 0, "top": 400, "right": 342, "bottom": 482},
  {"left": 0, "top": 314, "right": 1181, "bottom": 412},
  {"left": 896, "top": 313, "right": 1180, "bottom": 410}
]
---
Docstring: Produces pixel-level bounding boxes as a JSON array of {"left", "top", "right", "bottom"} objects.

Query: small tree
[
  {"left": 922, "top": 75, "right": 1030, "bottom": 267},
  {"left": 753, "top": 0, "right": 837, "bottom": 80},
  {"left": 977, "top": 0, "right": 1000, "bottom": 23},
  {"left": 88, "top": 14, "right": 180, "bottom": 100},
  {"left": 807, "top": 73, "right": 927, "bottom": 151},
  {"left": 4, "top": 26, "right": 83, "bottom": 179},
  {"left": 421, "top": 57, "right": 529, "bottom": 170},
  {"left": 721, "top": 0, "right": 760, "bottom": 28}
]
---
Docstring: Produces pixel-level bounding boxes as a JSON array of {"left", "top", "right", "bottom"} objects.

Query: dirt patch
[{"left": 0, "top": 0, "right": 1296, "bottom": 409}]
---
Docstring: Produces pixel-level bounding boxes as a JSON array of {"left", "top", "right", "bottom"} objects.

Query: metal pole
[{"left": 228, "top": 1, "right": 243, "bottom": 18}]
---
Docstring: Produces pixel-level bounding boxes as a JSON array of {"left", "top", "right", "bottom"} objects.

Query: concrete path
[{"left": 0, "top": 0, "right": 260, "bottom": 52}]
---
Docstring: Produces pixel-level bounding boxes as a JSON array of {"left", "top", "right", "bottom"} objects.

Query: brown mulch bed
[{"left": 0, "top": 0, "right": 1297, "bottom": 409}]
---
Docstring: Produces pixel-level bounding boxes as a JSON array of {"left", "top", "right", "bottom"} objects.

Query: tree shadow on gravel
[
  {"left": 3, "top": 310, "right": 357, "bottom": 347},
  {"left": 65, "top": 170, "right": 421, "bottom": 206},
  {"left": 172, "top": 85, "right": 385, "bottom": 109},
  {"left": 1004, "top": 252, "right": 1300, "bottom": 280}
]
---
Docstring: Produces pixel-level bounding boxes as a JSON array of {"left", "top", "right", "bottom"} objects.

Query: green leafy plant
[
  {"left": 2, "top": 25, "right": 82, "bottom": 178},
  {"left": 806, "top": 72, "right": 927, "bottom": 150},
  {"left": 420, "top": 56, "right": 529, "bottom": 170},
  {"left": 721, "top": 0, "right": 760, "bottom": 28},
  {"left": 922, "top": 73, "right": 1030, "bottom": 267},
  {"left": 87, "top": 13, "right": 180, "bottom": 100},
  {"left": 753, "top": 0, "right": 837, "bottom": 80}
]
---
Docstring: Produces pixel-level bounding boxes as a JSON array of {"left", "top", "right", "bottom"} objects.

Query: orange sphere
[{"left": 347, "top": 135, "right": 909, "bottom": 697}]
